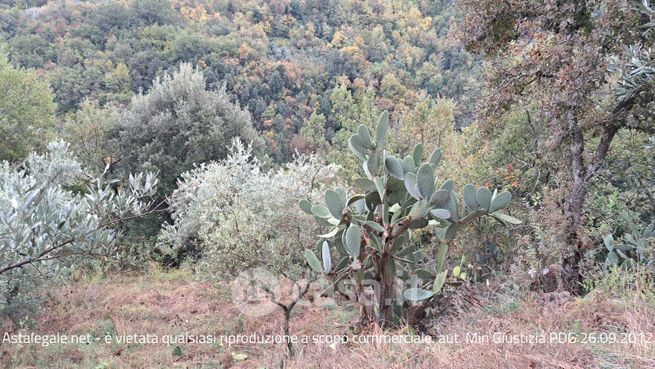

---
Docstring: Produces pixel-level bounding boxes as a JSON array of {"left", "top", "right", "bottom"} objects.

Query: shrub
[
  {"left": 583, "top": 264, "right": 655, "bottom": 305},
  {"left": 0, "top": 54, "right": 56, "bottom": 162},
  {"left": 58, "top": 100, "right": 122, "bottom": 174},
  {"left": 0, "top": 141, "right": 158, "bottom": 325},
  {"left": 110, "top": 63, "right": 265, "bottom": 198},
  {"left": 158, "top": 139, "right": 339, "bottom": 278}
]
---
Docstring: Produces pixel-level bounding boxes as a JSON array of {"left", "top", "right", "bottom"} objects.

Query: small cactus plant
[
  {"left": 603, "top": 219, "right": 655, "bottom": 267},
  {"left": 300, "top": 111, "right": 520, "bottom": 325}
]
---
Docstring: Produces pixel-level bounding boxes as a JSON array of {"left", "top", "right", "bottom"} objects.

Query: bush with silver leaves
[
  {"left": 158, "top": 138, "right": 339, "bottom": 278},
  {"left": 0, "top": 141, "right": 158, "bottom": 324}
]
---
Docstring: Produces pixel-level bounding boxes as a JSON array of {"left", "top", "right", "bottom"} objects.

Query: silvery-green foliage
[
  {"left": 0, "top": 141, "right": 158, "bottom": 323},
  {"left": 603, "top": 217, "right": 655, "bottom": 268},
  {"left": 111, "top": 63, "right": 264, "bottom": 197},
  {"left": 158, "top": 138, "right": 339, "bottom": 278}
]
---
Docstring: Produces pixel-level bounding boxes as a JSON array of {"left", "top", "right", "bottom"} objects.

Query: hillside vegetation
[{"left": 0, "top": 0, "right": 654, "bottom": 368}]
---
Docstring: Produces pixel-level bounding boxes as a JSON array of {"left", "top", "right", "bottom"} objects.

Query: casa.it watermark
[{"left": 229, "top": 267, "right": 438, "bottom": 318}]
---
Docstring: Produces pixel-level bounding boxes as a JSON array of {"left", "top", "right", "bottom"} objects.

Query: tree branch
[
  {"left": 0, "top": 202, "right": 165, "bottom": 275},
  {"left": 584, "top": 124, "right": 619, "bottom": 182}
]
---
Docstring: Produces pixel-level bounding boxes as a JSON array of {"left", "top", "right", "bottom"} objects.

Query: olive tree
[
  {"left": 110, "top": 63, "right": 265, "bottom": 197},
  {"left": 0, "top": 141, "right": 158, "bottom": 323},
  {"left": 158, "top": 138, "right": 339, "bottom": 276}
]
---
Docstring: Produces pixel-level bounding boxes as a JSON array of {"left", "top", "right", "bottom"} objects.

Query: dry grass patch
[{"left": 1, "top": 270, "right": 653, "bottom": 369}]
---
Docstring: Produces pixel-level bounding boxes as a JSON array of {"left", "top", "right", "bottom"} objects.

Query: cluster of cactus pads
[
  {"left": 603, "top": 221, "right": 655, "bottom": 267},
  {"left": 299, "top": 111, "right": 520, "bottom": 324}
]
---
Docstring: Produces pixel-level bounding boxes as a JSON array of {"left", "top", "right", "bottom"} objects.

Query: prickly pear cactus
[{"left": 300, "top": 111, "right": 520, "bottom": 325}]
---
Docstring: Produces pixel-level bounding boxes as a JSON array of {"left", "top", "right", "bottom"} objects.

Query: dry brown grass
[
  {"left": 287, "top": 292, "right": 655, "bottom": 369},
  {"left": 1, "top": 269, "right": 653, "bottom": 369}
]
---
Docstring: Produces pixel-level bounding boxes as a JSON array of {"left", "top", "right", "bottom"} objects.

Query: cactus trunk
[{"left": 378, "top": 252, "right": 396, "bottom": 325}]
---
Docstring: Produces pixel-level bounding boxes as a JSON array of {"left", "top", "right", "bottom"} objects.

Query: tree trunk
[
  {"left": 561, "top": 176, "right": 588, "bottom": 294},
  {"left": 560, "top": 122, "right": 618, "bottom": 294}
]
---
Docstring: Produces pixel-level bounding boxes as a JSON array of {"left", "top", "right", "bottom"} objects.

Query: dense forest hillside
[
  {"left": 1, "top": 1, "right": 654, "bottom": 368},
  {"left": 0, "top": 0, "right": 477, "bottom": 161}
]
